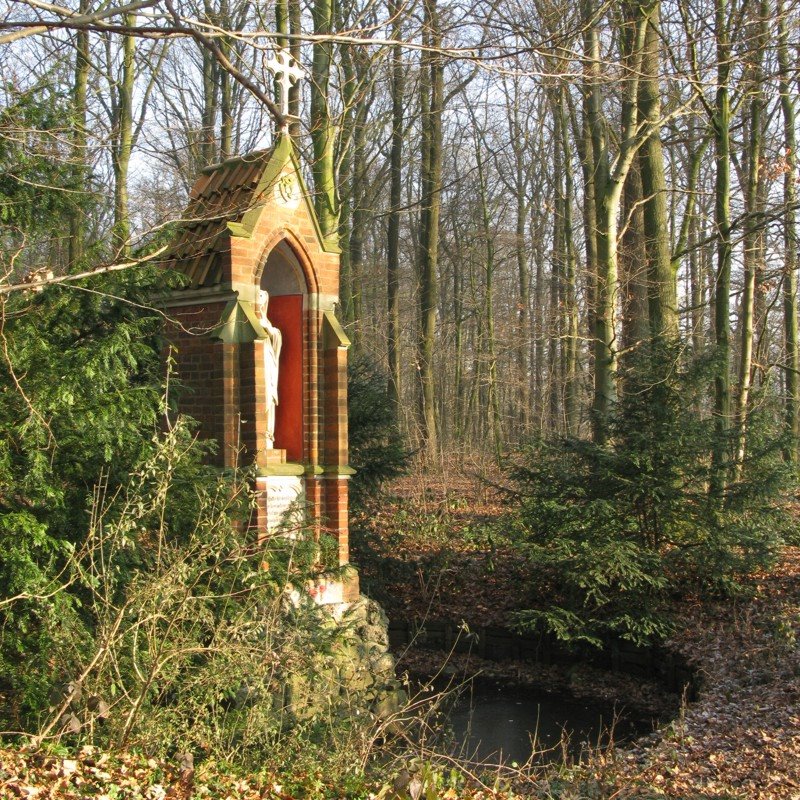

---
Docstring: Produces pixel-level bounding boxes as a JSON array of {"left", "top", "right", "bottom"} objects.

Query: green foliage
[
  {"left": 0, "top": 269, "right": 170, "bottom": 721},
  {"left": 511, "top": 343, "right": 791, "bottom": 648},
  {"left": 0, "top": 82, "right": 89, "bottom": 239},
  {"left": 347, "top": 354, "right": 410, "bottom": 509}
]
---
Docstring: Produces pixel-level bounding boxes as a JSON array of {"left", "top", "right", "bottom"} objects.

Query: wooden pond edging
[{"left": 388, "top": 619, "right": 699, "bottom": 699}]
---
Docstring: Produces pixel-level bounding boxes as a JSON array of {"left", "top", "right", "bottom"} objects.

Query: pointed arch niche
[{"left": 259, "top": 239, "right": 307, "bottom": 463}]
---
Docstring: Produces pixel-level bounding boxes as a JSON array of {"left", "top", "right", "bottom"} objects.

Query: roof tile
[{"left": 164, "top": 148, "right": 276, "bottom": 287}]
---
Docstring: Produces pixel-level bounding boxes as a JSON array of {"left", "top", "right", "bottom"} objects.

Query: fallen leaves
[{"left": 612, "top": 547, "right": 800, "bottom": 799}]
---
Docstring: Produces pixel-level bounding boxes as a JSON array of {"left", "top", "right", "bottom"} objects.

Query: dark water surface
[{"left": 447, "top": 683, "right": 655, "bottom": 764}]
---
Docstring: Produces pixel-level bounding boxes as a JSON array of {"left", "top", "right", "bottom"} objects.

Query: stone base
[
  {"left": 307, "top": 566, "right": 359, "bottom": 606},
  {"left": 257, "top": 447, "right": 287, "bottom": 470},
  {"left": 279, "top": 594, "right": 407, "bottom": 726}
]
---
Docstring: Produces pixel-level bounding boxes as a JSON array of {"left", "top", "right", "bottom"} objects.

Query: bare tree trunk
[
  {"left": 555, "top": 89, "right": 580, "bottom": 436},
  {"left": 475, "top": 131, "right": 502, "bottom": 457},
  {"left": 735, "top": 0, "right": 768, "bottom": 471},
  {"left": 201, "top": 0, "right": 218, "bottom": 165},
  {"left": 576, "top": 97, "right": 598, "bottom": 428},
  {"left": 289, "top": 0, "right": 301, "bottom": 139},
  {"left": 533, "top": 216, "right": 546, "bottom": 433},
  {"left": 217, "top": 0, "right": 232, "bottom": 158},
  {"left": 337, "top": 20, "right": 357, "bottom": 328},
  {"left": 350, "top": 112, "right": 368, "bottom": 335},
  {"left": 672, "top": 128, "right": 709, "bottom": 354},
  {"left": 386, "top": 0, "right": 404, "bottom": 416},
  {"left": 620, "top": 160, "right": 650, "bottom": 353},
  {"left": 550, "top": 94, "right": 565, "bottom": 432},
  {"left": 68, "top": 0, "right": 89, "bottom": 268},
  {"left": 509, "top": 82, "right": 531, "bottom": 437},
  {"left": 777, "top": 0, "right": 799, "bottom": 464},
  {"left": 416, "top": 0, "right": 443, "bottom": 458},
  {"left": 583, "top": 0, "right": 649, "bottom": 442},
  {"left": 711, "top": 0, "right": 732, "bottom": 496},
  {"left": 112, "top": 16, "right": 135, "bottom": 257},
  {"left": 637, "top": 0, "right": 677, "bottom": 340},
  {"left": 310, "top": 0, "right": 338, "bottom": 243}
]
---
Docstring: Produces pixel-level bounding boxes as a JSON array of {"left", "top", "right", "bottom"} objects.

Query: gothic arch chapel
[{"left": 163, "top": 134, "right": 356, "bottom": 603}]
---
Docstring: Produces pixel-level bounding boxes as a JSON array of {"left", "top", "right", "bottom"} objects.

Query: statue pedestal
[{"left": 256, "top": 451, "right": 305, "bottom": 534}]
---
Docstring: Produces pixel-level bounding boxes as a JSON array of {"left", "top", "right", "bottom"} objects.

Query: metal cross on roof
[{"left": 265, "top": 47, "right": 305, "bottom": 131}]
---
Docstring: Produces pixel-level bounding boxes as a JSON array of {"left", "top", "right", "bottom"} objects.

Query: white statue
[{"left": 256, "top": 289, "right": 282, "bottom": 449}]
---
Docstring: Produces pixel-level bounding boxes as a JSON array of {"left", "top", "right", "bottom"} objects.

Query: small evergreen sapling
[{"left": 511, "top": 342, "right": 791, "bottom": 648}]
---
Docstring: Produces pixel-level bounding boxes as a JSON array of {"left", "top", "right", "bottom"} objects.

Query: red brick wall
[{"left": 164, "top": 301, "right": 229, "bottom": 467}]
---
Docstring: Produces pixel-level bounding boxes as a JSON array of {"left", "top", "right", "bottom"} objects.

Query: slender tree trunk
[
  {"left": 201, "top": 0, "right": 217, "bottom": 165},
  {"left": 533, "top": 217, "right": 546, "bottom": 432},
  {"left": 416, "top": 0, "right": 443, "bottom": 458},
  {"left": 310, "top": 0, "right": 338, "bottom": 243},
  {"left": 509, "top": 84, "right": 531, "bottom": 437},
  {"left": 337, "top": 21, "right": 357, "bottom": 327},
  {"left": 475, "top": 132, "right": 502, "bottom": 458},
  {"left": 559, "top": 90, "right": 580, "bottom": 436},
  {"left": 217, "top": 0, "right": 232, "bottom": 158},
  {"left": 386, "top": 0, "right": 404, "bottom": 416},
  {"left": 350, "top": 112, "right": 368, "bottom": 334},
  {"left": 689, "top": 203, "right": 705, "bottom": 355},
  {"left": 112, "top": 16, "right": 135, "bottom": 257},
  {"left": 711, "top": 0, "right": 732, "bottom": 496},
  {"left": 69, "top": 0, "right": 89, "bottom": 268},
  {"left": 577, "top": 98, "right": 598, "bottom": 424},
  {"left": 637, "top": 1, "right": 677, "bottom": 340},
  {"left": 338, "top": 158, "right": 354, "bottom": 323},
  {"left": 671, "top": 131, "right": 709, "bottom": 322},
  {"left": 620, "top": 160, "right": 649, "bottom": 353},
  {"left": 550, "top": 95, "right": 565, "bottom": 431},
  {"left": 583, "top": 0, "right": 649, "bottom": 441},
  {"left": 582, "top": 1, "right": 613, "bottom": 442},
  {"left": 777, "top": 0, "right": 799, "bottom": 464},
  {"left": 275, "top": 0, "right": 288, "bottom": 53},
  {"left": 452, "top": 230, "right": 465, "bottom": 439},
  {"left": 735, "top": 0, "right": 768, "bottom": 471},
  {"left": 288, "top": 0, "right": 301, "bottom": 139}
]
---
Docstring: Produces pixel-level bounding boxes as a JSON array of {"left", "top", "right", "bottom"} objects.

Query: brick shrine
[{"left": 162, "top": 134, "right": 357, "bottom": 603}]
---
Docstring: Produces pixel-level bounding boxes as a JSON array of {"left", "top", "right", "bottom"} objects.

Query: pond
[{"left": 446, "top": 682, "right": 657, "bottom": 765}]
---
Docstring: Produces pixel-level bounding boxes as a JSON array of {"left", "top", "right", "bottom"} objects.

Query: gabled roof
[{"left": 166, "top": 147, "right": 276, "bottom": 288}]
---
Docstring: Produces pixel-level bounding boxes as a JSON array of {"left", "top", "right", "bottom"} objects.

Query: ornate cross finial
[{"left": 265, "top": 47, "right": 305, "bottom": 132}]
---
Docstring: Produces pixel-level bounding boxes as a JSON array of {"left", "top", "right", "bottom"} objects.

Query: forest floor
[{"left": 352, "top": 471, "right": 800, "bottom": 799}]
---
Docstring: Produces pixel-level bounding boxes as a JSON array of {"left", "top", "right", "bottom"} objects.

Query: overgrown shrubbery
[
  {"left": 0, "top": 277, "right": 394, "bottom": 793},
  {"left": 19, "top": 420, "right": 377, "bottom": 771},
  {"left": 511, "top": 343, "right": 794, "bottom": 648},
  {"left": 0, "top": 272, "right": 167, "bottom": 723}
]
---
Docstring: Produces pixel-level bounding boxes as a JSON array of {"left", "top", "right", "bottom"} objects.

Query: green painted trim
[
  {"left": 227, "top": 221, "right": 252, "bottom": 238},
  {"left": 304, "top": 465, "right": 325, "bottom": 476},
  {"left": 257, "top": 461, "right": 306, "bottom": 477},
  {"left": 212, "top": 298, "right": 265, "bottom": 343},
  {"left": 320, "top": 465, "right": 356, "bottom": 477},
  {"left": 240, "top": 135, "right": 293, "bottom": 235},
  {"left": 323, "top": 310, "right": 351, "bottom": 349},
  {"left": 287, "top": 145, "right": 341, "bottom": 255}
]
